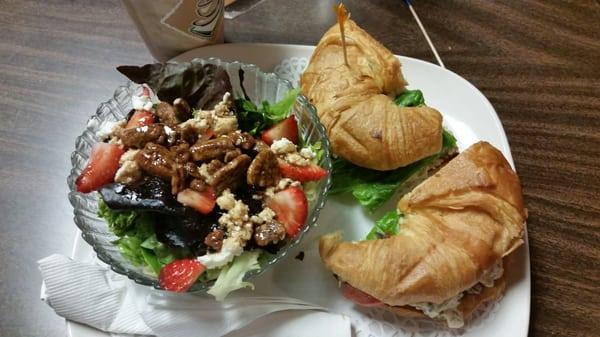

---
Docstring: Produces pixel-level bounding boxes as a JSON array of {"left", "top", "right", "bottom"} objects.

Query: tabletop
[{"left": 0, "top": 0, "right": 598, "bottom": 336}]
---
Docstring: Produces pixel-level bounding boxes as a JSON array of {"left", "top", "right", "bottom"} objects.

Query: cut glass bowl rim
[{"left": 67, "top": 57, "right": 332, "bottom": 292}]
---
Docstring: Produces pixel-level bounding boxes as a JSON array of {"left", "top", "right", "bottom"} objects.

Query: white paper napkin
[{"left": 39, "top": 254, "right": 351, "bottom": 337}]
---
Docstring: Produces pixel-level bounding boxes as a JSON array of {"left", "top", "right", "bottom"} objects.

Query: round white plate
[{"left": 67, "top": 43, "right": 530, "bottom": 337}]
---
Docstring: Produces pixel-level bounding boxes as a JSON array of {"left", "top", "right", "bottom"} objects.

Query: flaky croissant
[
  {"left": 301, "top": 19, "right": 443, "bottom": 170},
  {"left": 320, "top": 142, "right": 526, "bottom": 319}
]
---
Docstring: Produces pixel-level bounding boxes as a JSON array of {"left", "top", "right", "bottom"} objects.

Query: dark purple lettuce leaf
[{"left": 117, "top": 62, "right": 232, "bottom": 110}]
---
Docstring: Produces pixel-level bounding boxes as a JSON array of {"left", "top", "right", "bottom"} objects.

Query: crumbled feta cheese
[
  {"left": 132, "top": 94, "right": 153, "bottom": 111},
  {"left": 271, "top": 138, "right": 296, "bottom": 154},
  {"left": 119, "top": 149, "right": 139, "bottom": 164},
  {"left": 216, "top": 189, "right": 236, "bottom": 211},
  {"left": 250, "top": 207, "right": 276, "bottom": 225},
  {"left": 163, "top": 125, "right": 175, "bottom": 136},
  {"left": 213, "top": 116, "right": 238, "bottom": 135},
  {"left": 285, "top": 153, "right": 311, "bottom": 166},
  {"left": 299, "top": 147, "right": 316, "bottom": 159},
  {"left": 277, "top": 178, "right": 301, "bottom": 190},
  {"left": 265, "top": 187, "right": 276, "bottom": 198},
  {"left": 197, "top": 237, "right": 243, "bottom": 269},
  {"left": 96, "top": 120, "right": 125, "bottom": 140},
  {"left": 198, "top": 163, "right": 211, "bottom": 181},
  {"left": 179, "top": 117, "right": 209, "bottom": 134},
  {"left": 218, "top": 198, "right": 249, "bottom": 229},
  {"left": 213, "top": 92, "right": 232, "bottom": 116},
  {"left": 114, "top": 160, "right": 141, "bottom": 185}
]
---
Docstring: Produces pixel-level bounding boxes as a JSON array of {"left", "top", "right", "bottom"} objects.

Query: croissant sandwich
[
  {"left": 301, "top": 19, "right": 443, "bottom": 171},
  {"left": 320, "top": 142, "right": 527, "bottom": 328}
]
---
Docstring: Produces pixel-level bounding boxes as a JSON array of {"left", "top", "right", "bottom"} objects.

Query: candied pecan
[
  {"left": 204, "top": 229, "right": 225, "bottom": 251},
  {"left": 135, "top": 143, "right": 176, "bottom": 180},
  {"left": 189, "top": 178, "right": 208, "bottom": 192},
  {"left": 177, "top": 124, "right": 199, "bottom": 145},
  {"left": 184, "top": 162, "right": 203, "bottom": 179},
  {"left": 254, "top": 140, "right": 270, "bottom": 152},
  {"left": 170, "top": 165, "right": 187, "bottom": 195},
  {"left": 254, "top": 221, "right": 286, "bottom": 246},
  {"left": 190, "top": 137, "right": 235, "bottom": 162},
  {"left": 155, "top": 102, "right": 179, "bottom": 126},
  {"left": 170, "top": 142, "right": 191, "bottom": 163},
  {"left": 226, "top": 131, "right": 256, "bottom": 150},
  {"left": 206, "top": 159, "right": 224, "bottom": 174},
  {"left": 208, "top": 154, "right": 251, "bottom": 194},
  {"left": 173, "top": 98, "right": 192, "bottom": 121},
  {"left": 119, "top": 124, "right": 166, "bottom": 149},
  {"left": 247, "top": 150, "right": 280, "bottom": 187},
  {"left": 224, "top": 148, "right": 242, "bottom": 163}
]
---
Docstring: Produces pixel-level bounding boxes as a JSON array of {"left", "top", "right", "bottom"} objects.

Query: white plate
[{"left": 67, "top": 43, "right": 530, "bottom": 337}]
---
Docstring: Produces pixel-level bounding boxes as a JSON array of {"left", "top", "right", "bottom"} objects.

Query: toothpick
[
  {"left": 403, "top": 0, "right": 445, "bottom": 68},
  {"left": 335, "top": 3, "right": 350, "bottom": 67}
]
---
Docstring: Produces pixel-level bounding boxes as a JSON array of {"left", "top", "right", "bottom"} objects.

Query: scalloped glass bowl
[{"left": 68, "top": 58, "right": 332, "bottom": 292}]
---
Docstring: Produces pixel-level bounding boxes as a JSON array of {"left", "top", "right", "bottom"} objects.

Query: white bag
[{"left": 123, "top": 0, "right": 225, "bottom": 61}]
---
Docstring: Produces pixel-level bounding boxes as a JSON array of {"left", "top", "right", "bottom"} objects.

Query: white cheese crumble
[
  {"left": 271, "top": 138, "right": 296, "bottom": 154},
  {"left": 216, "top": 189, "right": 236, "bottom": 210},
  {"left": 197, "top": 237, "right": 243, "bottom": 269},
  {"left": 96, "top": 120, "right": 125, "bottom": 140},
  {"left": 285, "top": 152, "right": 311, "bottom": 166},
  {"left": 114, "top": 160, "right": 141, "bottom": 185},
  {"left": 132, "top": 94, "right": 153, "bottom": 111},
  {"left": 277, "top": 178, "right": 301, "bottom": 190},
  {"left": 213, "top": 116, "right": 238, "bottom": 135},
  {"left": 213, "top": 92, "right": 232, "bottom": 116},
  {"left": 119, "top": 149, "right": 139, "bottom": 164},
  {"left": 299, "top": 147, "right": 316, "bottom": 159},
  {"left": 250, "top": 207, "right": 276, "bottom": 225}
]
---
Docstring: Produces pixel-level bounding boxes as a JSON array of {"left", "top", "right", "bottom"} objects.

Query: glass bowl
[{"left": 67, "top": 58, "right": 332, "bottom": 292}]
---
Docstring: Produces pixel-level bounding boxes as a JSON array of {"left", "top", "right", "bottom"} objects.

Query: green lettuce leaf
[
  {"left": 207, "top": 251, "right": 261, "bottom": 301},
  {"left": 366, "top": 211, "right": 402, "bottom": 240},
  {"left": 97, "top": 199, "right": 137, "bottom": 237},
  {"left": 234, "top": 88, "right": 301, "bottom": 136},
  {"left": 394, "top": 89, "right": 425, "bottom": 107},
  {"left": 330, "top": 129, "right": 457, "bottom": 212}
]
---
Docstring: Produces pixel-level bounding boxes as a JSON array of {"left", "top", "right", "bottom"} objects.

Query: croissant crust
[
  {"left": 301, "top": 19, "right": 442, "bottom": 170},
  {"left": 320, "top": 142, "right": 526, "bottom": 306}
]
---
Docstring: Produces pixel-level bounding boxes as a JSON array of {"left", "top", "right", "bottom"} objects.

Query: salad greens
[
  {"left": 393, "top": 89, "right": 425, "bottom": 107},
  {"left": 98, "top": 199, "right": 175, "bottom": 274},
  {"left": 329, "top": 89, "right": 457, "bottom": 212},
  {"left": 207, "top": 251, "right": 261, "bottom": 301},
  {"left": 234, "top": 88, "right": 301, "bottom": 136},
  {"left": 366, "top": 211, "right": 402, "bottom": 240}
]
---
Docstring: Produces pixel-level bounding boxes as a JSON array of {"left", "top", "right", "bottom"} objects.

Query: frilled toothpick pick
[
  {"left": 334, "top": 3, "right": 350, "bottom": 67},
  {"left": 403, "top": 0, "right": 445, "bottom": 68}
]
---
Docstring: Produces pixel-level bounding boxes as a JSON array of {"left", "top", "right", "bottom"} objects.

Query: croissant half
[
  {"left": 301, "top": 19, "right": 443, "bottom": 170},
  {"left": 320, "top": 142, "right": 526, "bottom": 326}
]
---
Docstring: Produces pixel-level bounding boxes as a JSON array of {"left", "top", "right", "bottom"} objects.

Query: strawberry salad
[{"left": 75, "top": 62, "right": 327, "bottom": 298}]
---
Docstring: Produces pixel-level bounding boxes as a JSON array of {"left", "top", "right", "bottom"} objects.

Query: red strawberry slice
[
  {"left": 266, "top": 187, "right": 308, "bottom": 237},
  {"left": 177, "top": 187, "right": 216, "bottom": 215},
  {"left": 261, "top": 116, "right": 298, "bottom": 145},
  {"left": 75, "top": 143, "right": 124, "bottom": 193},
  {"left": 159, "top": 259, "right": 206, "bottom": 292},
  {"left": 279, "top": 161, "right": 328, "bottom": 182},
  {"left": 341, "top": 283, "right": 382, "bottom": 307},
  {"left": 126, "top": 110, "right": 155, "bottom": 129}
]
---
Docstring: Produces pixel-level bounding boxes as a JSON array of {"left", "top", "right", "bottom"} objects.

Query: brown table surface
[{"left": 1, "top": 0, "right": 598, "bottom": 336}]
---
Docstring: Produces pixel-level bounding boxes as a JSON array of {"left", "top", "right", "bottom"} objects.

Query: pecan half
[
  {"left": 173, "top": 98, "right": 192, "bottom": 121},
  {"left": 190, "top": 137, "right": 235, "bottom": 162},
  {"left": 119, "top": 124, "right": 166, "bottom": 149},
  {"left": 135, "top": 143, "right": 176, "bottom": 180},
  {"left": 253, "top": 139, "right": 270, "bottom": 153},
  {"left": 226, "top": 131, "right": 256, "bottom": 150},
  {"left": 155, "top": 102, "right": 179, "bottom": 127},
  {"left": 254, "top": 221, "right": 286, "bottom": 246},
  {"left": 208, "top": 154, "right": 251, "bottom": 194},
  {"left": 224, "top": 148, "right": 242, "bottom": 163},
  {"left": 189, "top": 178, "right": 208, "bottom": 192},
  {"left": 204, "top": 229, "right": 225, "bottom": 251},
  {"left": 247, "top": 150, "right": 280, "bottom": 187},
  {"left": 170, "top": 142, "right": 191, "bottom": 164}
]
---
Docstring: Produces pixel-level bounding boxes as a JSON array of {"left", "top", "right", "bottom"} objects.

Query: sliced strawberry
[
  {"left": 279, "top": 161, "right": 328, "bottom": 182},
  {"left": 261, "top": 116, "right": 298, "bottom": 145},
  {"left": 159, "top": 259, "right": 205, "bottom": 292},
  {"left": 266, "top": 187, "right": 308, "bottom": 237},
  {"left": 126, "top": 110, "right": 155, "bottom": 129},
  {"left": 177, "top": 187, "right": 216, "bottom": 215},
  {"left": 75, "top": 143, "right": 124, "bottom": 193},
  {"left": 341, "top": 283, "right": 382, "bottom": 307}
]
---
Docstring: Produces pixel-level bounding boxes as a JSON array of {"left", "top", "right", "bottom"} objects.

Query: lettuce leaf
[
  {"left": 330, "top": 131, "right": 457, "bottom": 212},
  {"left": 366, "top": 211, "right": 402, "bottom": 240},
  {"left": 394, "top": 89, "right": 425, "bottom": 107},
  {"left": 235, "top": 88, "right": 301, "bottom": 136},
  {"left": 98, "top": 198, "right": 175, "bottom": 274},
  {"left": 207, "top": 251, "right": 261, "bottom": 301}
]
